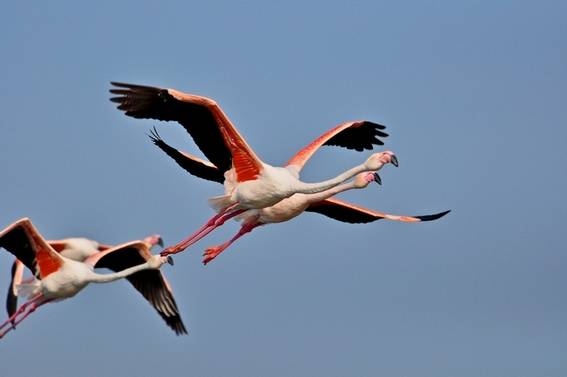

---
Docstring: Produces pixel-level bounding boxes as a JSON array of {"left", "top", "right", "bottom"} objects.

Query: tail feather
[
  {"left": 208, "top": 195, "right": 233, "bottom": 212},
  {"left": 15, "top": 281, "right": 41, "bottom": 300}
]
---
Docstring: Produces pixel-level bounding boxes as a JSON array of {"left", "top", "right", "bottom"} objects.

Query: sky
[{"left": 0, "top": 0, "right": 565, "bottom": 375}]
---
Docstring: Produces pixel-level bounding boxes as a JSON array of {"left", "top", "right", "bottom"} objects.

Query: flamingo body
[
  {"left": 0, "top": 218, "right": 187, "bottom": 337},
  {"left": 141, "top": 121, "right": 448, "bottom": 264},
  {"left": 210, "top": 164, "right": 300, "bottom": 210},
  {"left": 254, "top": 173, "right": 379, "bottom": 224},
  {"left": 26, "top": 258, "right": 92, "bottom": 300},
  {"left": 51, "top": 238, "right": 100, "bottom": 260},
  {"left": 110, "top": 82, "right": 396, "bottom": 255}
]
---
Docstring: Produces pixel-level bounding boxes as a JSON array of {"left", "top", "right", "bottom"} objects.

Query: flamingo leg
[
  {"left": 0, "top": 296, "right": 52, "bottom": 339},
  {"left": 161, "top": 205, "right": 247, "bottom": 256},
  {"left": 0, "top": 294, "right": 41, "bottom": 331},
  {"left": 202, "top": 222, "right": 262, "bottom": 265}
]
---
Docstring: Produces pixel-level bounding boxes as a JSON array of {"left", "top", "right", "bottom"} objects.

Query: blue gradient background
[{"left": 1, "top": 1, "right": 565, "bottom": 376}]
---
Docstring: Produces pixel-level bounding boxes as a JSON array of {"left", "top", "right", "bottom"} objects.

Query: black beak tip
[
  {"left": 374, "top": 172, "right": 382, "bottom": 185},
  {"left": 157, "top": 237, "right": 164, "bottom": 248},
  {"left": 167, "top": 256, "right": 174, "bottom": 266},
  {"left": 391, "top": 155, "right": 399, "bottom": 167}
]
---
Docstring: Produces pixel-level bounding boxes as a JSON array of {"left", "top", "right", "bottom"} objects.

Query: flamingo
[
  {"left": 0, "top": 218, "right": 187, "bottom": 338},
  {"left": 148, "top": 129, "right": 450, "bottom": 264},
  {"left": 6, "top": 233, "right": 163, "bottom": 326},
  {"left": 110, "top": 82, "right": 398, "bottom": 256}
]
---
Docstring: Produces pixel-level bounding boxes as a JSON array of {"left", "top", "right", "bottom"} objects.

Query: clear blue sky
[{"left": 1, "top": 1, "right": 565, "bottom": 376}]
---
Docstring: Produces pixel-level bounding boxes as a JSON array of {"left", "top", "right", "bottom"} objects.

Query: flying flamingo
[
  {"left": 6, "top": 233, "right": 164, "bottom": 326},
  {"left": 0, "top": 218, "right": 187, "bottom": 338},
  {"left": 110, "top": 82, "right": 398, "bottom": 256},
  {"left": 148, "top": 128, "right": 450, "bottom": 264},
  {"left": 4, "top": 232, "right": 186, "bottom": 335}
]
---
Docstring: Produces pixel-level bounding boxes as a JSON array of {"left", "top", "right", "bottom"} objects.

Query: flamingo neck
[
  {"left": 303, "top": 180, "right": 359, "bottom": 204},
  {"left": 87, "top": 262, "right": 152, "bottom": 284},
  {"left": 293, "top": 164, "right": 366, "bottom": 194}
]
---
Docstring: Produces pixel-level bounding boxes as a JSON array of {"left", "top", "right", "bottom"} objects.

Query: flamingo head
[
  {"left": 147, "top": 254, "right": 173, "bottom": 269},
  {"left": 353, "top": 172, "right": 382, "bottom": 188},
  {"left": 143, "top": 234, "right": 164, "bottom": 249},
  {"left": 364, "top": 151, "right": 399, "bottom": 171}
]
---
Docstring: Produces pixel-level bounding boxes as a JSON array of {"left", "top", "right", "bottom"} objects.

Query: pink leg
[
  {"left": 0, "top": 296, "right": 52, "bottom": 339},
  {"left": 0, "top": 294, "right": 40, "bottom": 332},
  {"left": 202, "top": 222, "right": 262, "bottom": 265},
  {"left": 161, "top": 205, "right": 247, "bottom": 256}
]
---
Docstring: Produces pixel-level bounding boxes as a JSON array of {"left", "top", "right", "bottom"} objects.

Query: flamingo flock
[{"left": 0, "top": 81, "right": 450, "bottom": 339}]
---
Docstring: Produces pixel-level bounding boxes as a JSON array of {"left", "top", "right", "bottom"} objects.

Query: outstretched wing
[
  {"left": 286, "top": 121, "right": 388, "bottom": 172},
  {"left": 306, "top": 198, "right": 451, "bottom": 224},
  {"left": 148, "top": 127, "right": 225, "bottom": 183},
  {"left": 88, "top": 241, "right": 188, "bottom": 335},
  {"left": 0, "top": 218, "right": 63, "bottom": 279},
  {"left": 110, "top": 82, "right": 232, "bottom": 172},
  {"left": 110, "top": 81, "right": 264, "bottom": 182}
]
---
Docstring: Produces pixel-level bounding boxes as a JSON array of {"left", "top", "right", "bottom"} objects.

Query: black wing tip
[
  {"left": 109, "top": 82, "right": 135, "bottom": 93},
  {"left": 165, "top": 313, "right": 188, "bottom": 335},
  {"left": 360, "top": 121, "right": 387, "bottom": 130},
  {"left": 362, "top": 121, "right": 389, "bottom": 140},
  {"left": 147, "top": 127, "right": 162, "bottom": 143},
  {"left": 173, "top": 321, "right": 189, "bottom": 335},
  {"left": 164, "top": 309, "right": 188, "bottom": 335},
  {"left": 109, "top": 82, "right": 163, "bottom": 97},
  {"left": 358, "top": 121, "right": 389, "bottom": 144},
  {"left": 416, "top": 209, "right": 451, "bottom": 222},
  {"left": 110, "top": 81, "right": 145, "bottom": 89},
  {"left": 109, "top": 96, "right": 123, "bottom": 103}
]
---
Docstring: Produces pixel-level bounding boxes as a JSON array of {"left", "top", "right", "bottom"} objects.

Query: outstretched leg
[
  {"left": 202, "top": 222, "right": 262, "bottom": 265},
  {"left": 0, "top": 295, "right": 52, "bottom": 339},
  {"left": 161, "top": 205, "right": 247, "bottom": 257},
  {"left": 1, "top": 293, "right": 40, "bottom": 332}
]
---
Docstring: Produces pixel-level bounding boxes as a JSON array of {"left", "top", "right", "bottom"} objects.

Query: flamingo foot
[
  {"left": 202, "top": 246, "right": 223, "bottom": 265},
  {"left": 160, "top": 245, "right": 182, "bottom": 257}
]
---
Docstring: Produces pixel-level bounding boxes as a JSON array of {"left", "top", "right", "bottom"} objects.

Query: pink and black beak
[
  {"left": 391, "top": 155, "right": 399, "bottom": 167},
  {"left": 373, "top": 172, "right": 382, "bottom": 185},
  {"left": 144, "top": 234, "right": 164, "bottom": 248}
]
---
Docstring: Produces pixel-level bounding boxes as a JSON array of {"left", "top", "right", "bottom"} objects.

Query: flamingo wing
[
  {"left": 0, "top": 218, "right": 63, "bottom": 279},
  {"left": 110, "top": 82, "right": 264, "bottom": 182},
  {"left": 5, "top": 260, "right": 24, "bottom": 320},
  {"left": 305, "top": 198, "right": 451, "bottom": 224},
  {"left": 88, "top": 241, "right": 188, "bottom": 335},
  {"left": 5, "top": 237, "right": 69, "bottom": 319},
  {"left": 286, "top": 121, "right": 389, "bottom": 171},
  {"left": 110, "top": 82, "right": 231, "bottom": 172},
  {"left": 149, "top": 127, "right": 225, "bottom": 183}
]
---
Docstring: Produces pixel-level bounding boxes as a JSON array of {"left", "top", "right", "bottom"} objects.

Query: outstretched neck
[
  {"left": 304, "top": 180, "right": 360, "bottom": 204},
  {"left": 294, "top": 164, "right": 366, "bottom": 195},
  {"left": 87, "top": 262, "right": 152, "bottom": 284}
]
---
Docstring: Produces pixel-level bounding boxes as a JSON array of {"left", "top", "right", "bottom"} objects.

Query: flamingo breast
[
  {"left": 40, "top": 260, "right": 92, "bottom": 299},
  {"left": 233, "top": 165, "right": 297, "bottom": 209},
  {"left": 259, "top": 194, "right": 311, "bottom": 223}
]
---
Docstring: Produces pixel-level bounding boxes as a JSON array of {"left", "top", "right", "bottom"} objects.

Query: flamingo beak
[
  {"left": 373, "top": 172, "right": 382, "bottom": 185},
  {"left": 391, "top": 155, "right": 399, "bottom": 167},
  {"left": 157, "top": 236, "right": 164, "bottom": 248},
  {"left": 167, "top": 256, "right": 174, "bottom": 266}
]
